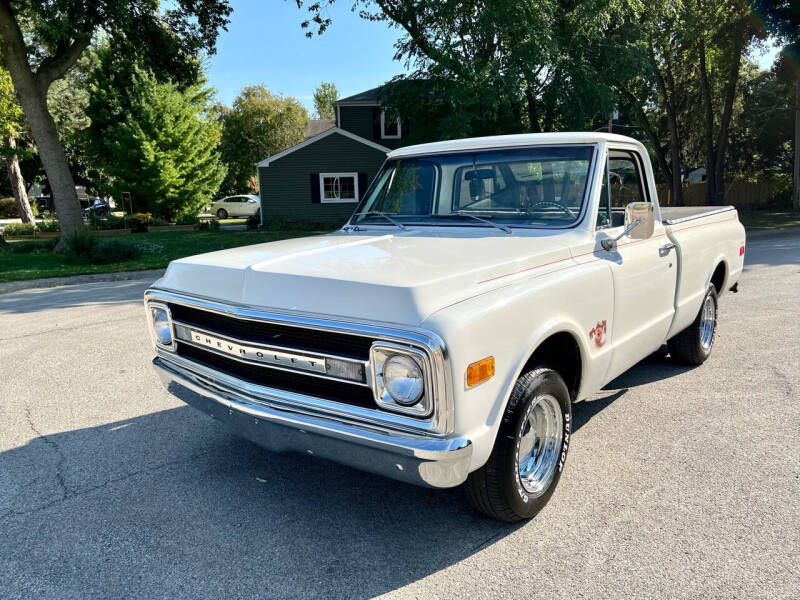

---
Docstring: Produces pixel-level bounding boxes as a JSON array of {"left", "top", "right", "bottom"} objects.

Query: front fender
[{"left": 422, "top": 258, "right": 613, "bottom": 472}]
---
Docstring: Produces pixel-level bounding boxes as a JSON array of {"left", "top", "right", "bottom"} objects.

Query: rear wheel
[
  {"left": 216, "top": 208, "right": 228, "bottom": 219},
  {"left": 465, "top": 366, "right": 571, "bottom": 522},
  {"left": 668, "top": 285, "right": 718, "bottom": 365}
]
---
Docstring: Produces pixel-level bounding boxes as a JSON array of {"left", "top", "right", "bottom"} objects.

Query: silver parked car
[{"left": 210, "top": 194, "right": 261, "bottom": 219}]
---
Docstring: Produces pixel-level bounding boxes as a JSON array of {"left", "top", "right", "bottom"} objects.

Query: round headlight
[
  {"left": 383, "top": 354, "right": 424, "bottom": 406},
  {"left": 152, "top": 307, "right": 173, "bottom": 346}
]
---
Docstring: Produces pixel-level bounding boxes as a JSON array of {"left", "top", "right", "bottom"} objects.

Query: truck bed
[{"left": 661, "top": 205, "right": 735, "bottom": 225}]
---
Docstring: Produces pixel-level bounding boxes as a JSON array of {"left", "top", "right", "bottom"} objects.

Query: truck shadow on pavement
[
  {"left": 1, "top": 404, "right": 526, "bottom": 599},
  {"left": 1, "top": 349, "right": 695, "bottom": 599},
  {"left": 573, "top": 348, "right": 695, "bottom": 434}
]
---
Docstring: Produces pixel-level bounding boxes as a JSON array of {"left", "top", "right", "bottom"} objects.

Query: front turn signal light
[{"left": 467, "top": 356, "right": 495, "bottom": 388}]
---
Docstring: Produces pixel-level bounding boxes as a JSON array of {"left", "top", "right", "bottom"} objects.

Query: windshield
[{"left": 352, "top": 145, "right": 595, "bottom": 228}]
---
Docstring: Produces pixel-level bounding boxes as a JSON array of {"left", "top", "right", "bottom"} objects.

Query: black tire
[
  {"left": 216, "top": 208, "right": 228, "bottom": 219},
  {"left": 668, "top": 284, "right": 718, "bottom": 365},
  {"left": 464, "top": 366, "right": 572, "bottom": 522}
]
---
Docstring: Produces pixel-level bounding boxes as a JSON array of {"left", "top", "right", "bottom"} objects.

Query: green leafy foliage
[
  {"left": 36, "top": 219, "right": 61, "bottom": 233},
  {"left": 85, "top": 50, "right": 227, "bottom": 220},
  {"left": 313, "top": 81, "right": 338, "bottom": 119},
  {"left": 0, "top": 198, "right": 19, "bottom": 218},
  {"left": 0, "top": 67, "right": 23, "bottom": 139},
  {"left": 218, "top": 85, "right": 308, "bottom": 194},
  {"left": 3, "top": 222, "right": 35, "bottom": 236}
]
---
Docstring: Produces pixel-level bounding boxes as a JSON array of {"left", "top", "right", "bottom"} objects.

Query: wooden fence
[{"left": 656, "top": 181, "right": 776, "bottom": 209}]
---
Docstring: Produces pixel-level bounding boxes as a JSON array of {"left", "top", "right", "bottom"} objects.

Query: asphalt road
[{"left": 1, "top": 230, "right": 798, "bottom": 599}]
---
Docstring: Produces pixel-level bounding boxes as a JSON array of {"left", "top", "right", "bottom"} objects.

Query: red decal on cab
[{"left": 589, "top": 320, "right": 607, "bottom": 348}]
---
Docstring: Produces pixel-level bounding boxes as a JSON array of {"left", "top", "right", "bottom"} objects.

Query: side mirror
[
  {"left": 625, "top": 202, "right": 654, "bottom": 239},
  {"left": 601, "top": 202, "right": 655, "bottom": 251}
]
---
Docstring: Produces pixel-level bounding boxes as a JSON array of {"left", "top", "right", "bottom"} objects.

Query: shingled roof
[
  {"left": 305, "top": 119, "right": 335, "bottom": 138},
  {"left": 335, "top": 85, "right": 385, "bottom": 106}
]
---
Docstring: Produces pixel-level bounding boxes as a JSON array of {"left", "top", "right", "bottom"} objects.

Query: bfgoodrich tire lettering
[{"left": 465, "top": 366, "right": 572, "bottom": 522}]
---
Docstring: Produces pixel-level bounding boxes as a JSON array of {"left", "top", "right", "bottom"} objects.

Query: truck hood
[{"left": 156, "top": 229, "right": 573, "bottom": 326}]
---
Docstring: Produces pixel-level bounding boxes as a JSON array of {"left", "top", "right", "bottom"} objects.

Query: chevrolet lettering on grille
[{"left": 190, "top": 330, "right": 327, "bottom": 374}]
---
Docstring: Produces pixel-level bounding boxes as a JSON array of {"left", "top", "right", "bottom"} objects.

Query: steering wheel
[{"left": 526, "top": 200, "right": 576, "bottom": 219}]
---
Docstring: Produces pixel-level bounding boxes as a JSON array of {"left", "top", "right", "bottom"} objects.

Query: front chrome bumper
[{"left": 154, "top": 356, "right": 473, "bottom": 488}]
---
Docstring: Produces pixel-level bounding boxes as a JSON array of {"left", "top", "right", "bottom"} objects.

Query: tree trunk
[
  {"left": 667, "top": 113, "right": 684, "bottom": 207},
  {"left": 0, "top": 1, "right": 85, "bottom": 250},
  {"left": 4, "top": 135, "right": 34, "bottom": 223},
  {"left": 698, "top": 36, "right": 717, "bottom": 204},
  {"left": 651, "top": 49, "right": 684, "bottom": 207},
  {"left": 794, "top": 79, "right": 800, "bottom": 212}
]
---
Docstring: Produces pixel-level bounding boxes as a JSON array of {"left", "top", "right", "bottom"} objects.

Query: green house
[{"left": 257, "top": 85, "right": 412, "bottom": 225}]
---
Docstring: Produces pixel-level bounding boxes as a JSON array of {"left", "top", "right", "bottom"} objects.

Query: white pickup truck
[{"left": 146, "top": 133, "right": 745, "bottom": 521}]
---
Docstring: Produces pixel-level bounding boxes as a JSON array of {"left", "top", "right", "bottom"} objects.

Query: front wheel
[
  {"left": 216, "top": 208, "right": 228, "bottom": 219},
  {"left": 464, "top": 366, "right": 572, "bottom": 522},
  {"left": 668, "top": 285, "right": 718, "bottom": 365}
]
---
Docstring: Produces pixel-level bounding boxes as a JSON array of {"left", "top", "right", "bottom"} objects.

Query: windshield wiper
[
  {"left": 352, "top": 211, "right": 407, "bottom": 230},
  {"left": 434, "top": 212, "right": 512, "bottom": 234}
]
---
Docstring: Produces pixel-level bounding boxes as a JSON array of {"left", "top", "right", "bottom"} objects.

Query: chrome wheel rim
[
  {"left": 700, "top": 295, "right": 716, "bottom": 351},
  {"left": 517, "top": 394, "right": 563, "bottom": 497}
]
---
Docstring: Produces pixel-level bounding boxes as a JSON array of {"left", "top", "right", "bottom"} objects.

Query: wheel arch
[
  {"left": 709, "top": 259, "right": 727, "bottom": 295},
  {"left": 508, "top": 322, "right": 589, "bottom": 405}
]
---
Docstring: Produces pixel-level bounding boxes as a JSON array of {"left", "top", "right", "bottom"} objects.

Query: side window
[{"left": 608, "top": 152, "right": 648, "bottom": 208}]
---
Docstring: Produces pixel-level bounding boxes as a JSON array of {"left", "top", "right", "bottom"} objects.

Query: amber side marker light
[{"left": 467, "top": 356, "right": 495, "bottom": 388}]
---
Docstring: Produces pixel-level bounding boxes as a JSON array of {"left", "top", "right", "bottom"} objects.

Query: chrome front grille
[
  {"left": 168, "top": 302, "right": 374, "bottom": 359},
  {"left": 146, "top": 289, "right": 454, "bottom": 436}
]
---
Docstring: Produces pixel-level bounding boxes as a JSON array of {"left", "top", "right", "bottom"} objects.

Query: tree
[
  {"left": 313, "top": 81, "right": 338, "bottom": 119},
  {"left": 357, "top": 0, "right": 620, "bottom": 141},
  {"left": 692, "top": 1, "right": 765, "bottom": 205},
  {"left": 756, "top": 0, "right": 800, "bottom": 210},
  {"left": 85, "top": 54, "right": 227, "bottom": 219},
  {"left": 0, "top": 65, "right": 33, "bottom": 222},
  {"left": 0, "top": 0, "right": 231, "bottom": 247},
  {"left": 219, "top": 85, "right": 308, "bottom": 193}
]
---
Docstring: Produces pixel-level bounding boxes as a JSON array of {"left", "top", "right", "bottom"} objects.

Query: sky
[
  {"left": 206, "top": 1, "right": 408, "bottom": 114},
  {"left": 206, "top": 1, "right": 783, "bottom": 115}
]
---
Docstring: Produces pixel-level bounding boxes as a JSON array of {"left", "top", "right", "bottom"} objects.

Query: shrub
[
  {"left": 89, "top": 213, "right": 126, "bottom": 230},
  {"left": 36, "top": 219, "right": 61, "bottom": 232},
  {"left": 152, "top": 217, "right": 171, "bottom": 226},
  {"left": 246, "top": 214, "right": 261, "bottom": 230},
  {"left": 3, "top": 222, "right": 35, "bottom": 236},
  {"left": 0, "top": 197, "right": 18, "bottom": 218},
  {"left": 197, "top": 219, "right": 219, "bottom": 231},
  {"left": 63, "top": 230, "right": 99, "bottom": 259},
  {"left": 176, "top": 213, "right": 199, "bottom": 225},
  {"left": 64, "top": 231, "right": 142, "bottom": 264},
  {"left": 130, "top": 212, "right": 153, "bottom": 233}
]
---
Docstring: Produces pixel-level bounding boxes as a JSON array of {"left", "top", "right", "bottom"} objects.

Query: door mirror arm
[{"left": 601, "top": 218, "right": 642, "bottom": 251}]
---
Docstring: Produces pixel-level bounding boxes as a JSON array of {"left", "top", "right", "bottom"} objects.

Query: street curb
[
  {"left": 745, "top": 225, "right": 800, "bottom": 239},
  {"left": 0, "top": 268, "right": 165, "bottom": 295}
]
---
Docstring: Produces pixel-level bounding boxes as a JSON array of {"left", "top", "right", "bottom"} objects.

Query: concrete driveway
[{"left": 1, "top": 230, "right": 798, "bottom": 599}]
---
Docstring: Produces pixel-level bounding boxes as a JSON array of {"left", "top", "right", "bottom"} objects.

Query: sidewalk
[{"left": 0, "top": 268, "right": 165, "bottom": 295}]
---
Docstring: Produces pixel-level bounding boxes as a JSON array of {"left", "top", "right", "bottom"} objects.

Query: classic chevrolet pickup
[{"left": 146, "top": 133, "right": 745, "bottom": 521}]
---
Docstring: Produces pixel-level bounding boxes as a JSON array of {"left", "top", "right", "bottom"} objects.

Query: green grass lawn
[
  {"left": 0, "top": 228, "right": 329, "bottom": 283},
  {"left": 738, "top": 210, "right": 800, "bottom": 230}
]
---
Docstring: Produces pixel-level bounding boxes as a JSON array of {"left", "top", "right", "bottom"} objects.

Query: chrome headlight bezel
[
  {"left": 370, "top": 342, "right": 433, "bottom": 417},
  {"left": 146, "top": 301, "right": 176, "bottom": 352}
]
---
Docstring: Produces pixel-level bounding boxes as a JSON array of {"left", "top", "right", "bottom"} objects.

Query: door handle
[{"left": 659, "top": 242, "right": 676, "bottom": 255}]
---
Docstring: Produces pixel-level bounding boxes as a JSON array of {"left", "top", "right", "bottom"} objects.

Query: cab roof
[{"left": 386, "top": 132, "right": 645, "bottom": 159}]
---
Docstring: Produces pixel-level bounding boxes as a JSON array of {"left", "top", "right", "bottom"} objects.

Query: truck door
[{"left": 598, "top": 149, "right": 678, "bottom": 382}]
